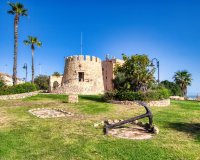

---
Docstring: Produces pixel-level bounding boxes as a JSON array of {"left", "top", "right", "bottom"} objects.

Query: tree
[
  {"left": 24, "top": 36, "right": 42, "bottom": 83},
  {"left": 52, "top": 72, "right": 61, "bottom": 77},
  {"left": 0, "top": 76, "right": 6, "bottom": 88},
  {"left": 160, "top": 80, "right": 182, "bottom": 96},
  {"left": 113, "top": 72, "right": 129, "bottom": 91},
  {"left": 114, "top": 54, "right": 156, "bottom": 92},
  {"left": 173, "top": 70, "right": 192, "bottom": 97},
  {"left": 8, "top": 2, "right": 28, "bottom": 85},
  {"left": 34, "top": 75, "right": 49, "bottom": 90}
]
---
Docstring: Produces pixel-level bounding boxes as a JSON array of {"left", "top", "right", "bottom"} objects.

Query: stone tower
[
  {"left": 102, "top": 58, "right": 124, "bottom": 91},
  {"left": 51, "top": 55, "right": 104, "bottom": 95}
]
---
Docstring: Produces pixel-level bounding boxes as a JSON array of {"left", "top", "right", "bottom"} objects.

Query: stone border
[
  {"left": 109, "top": 99, "right": 170, "bottom": 107},
  {"left": 0, "top": 91, "right": 40, "bottom": 100},
  {"left": 29, "top": 108, "right": 74, "bottom": 118},
  {"left": 170, "top": 96, "right": 185, "bottom": 100}
]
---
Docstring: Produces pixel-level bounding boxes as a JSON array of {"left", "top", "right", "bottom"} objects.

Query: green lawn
[{"left": 0, "top": 94, "right": 200, "bottom": 160}]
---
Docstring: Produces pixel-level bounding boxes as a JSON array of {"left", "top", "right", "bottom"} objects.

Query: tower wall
[{"left": 102, "top": 59, "right": 124, "bottom": 91}]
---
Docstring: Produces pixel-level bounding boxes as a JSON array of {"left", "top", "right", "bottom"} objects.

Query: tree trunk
[
  {"left": 13, "top": 15, "right": 19, "bottom": 85},
  {"left": 184, "top": 87, "right": 187, "bottom": 98},
  {"left": 32, "top": 49, "right": 35, "bottom": 83}
]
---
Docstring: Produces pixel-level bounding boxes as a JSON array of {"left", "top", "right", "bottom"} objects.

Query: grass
[{"left": 0, "top": 94, "right": 200, "bottom": 160}]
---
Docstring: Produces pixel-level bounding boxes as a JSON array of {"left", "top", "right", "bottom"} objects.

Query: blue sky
[{"left": 0, "top": 0, "right": 200, "bottom": 95}]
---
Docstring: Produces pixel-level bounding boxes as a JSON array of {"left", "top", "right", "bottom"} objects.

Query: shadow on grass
[
  {"left": 168, "top": 122, "right": 200, "bottom": 141},
  {"left": 79, "top": 95, "right": 105, "bottom": 102}
]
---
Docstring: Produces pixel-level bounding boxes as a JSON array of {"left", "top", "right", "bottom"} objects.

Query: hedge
[
  {"left": 0, "top": 83, "right": 38, "bottom": 95},
  {"left": 104, "top": 88, "right": 170, "bottom": 101}
]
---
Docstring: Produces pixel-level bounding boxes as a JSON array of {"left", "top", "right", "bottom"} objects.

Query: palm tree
[
  {"left": 24, "top": 36, "right": 42, "bottom": 83},
  {"left": 173, "top": 70, "right": 192, "bottom": 97},
  {"left": 8, "top": 2, "right": 28, "bottom": 85},
  {"left": 52, "top": 72, "right": 62, "bottom": 77}
]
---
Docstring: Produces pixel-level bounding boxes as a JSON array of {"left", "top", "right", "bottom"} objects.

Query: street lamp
[
  {"left": 23, "top": 63, "right": 28, "bottom": 82},
  {"left": 150, "top": 58, "right": 160, "bottom": 83}
]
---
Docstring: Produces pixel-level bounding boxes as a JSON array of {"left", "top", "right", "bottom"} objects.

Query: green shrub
[
  {"left": 0, "top": 83, "right": 38, "bottom": 95},
  {"left": 160, "top": 80, "right": 182, "bottom": 96},
  {"left": 105, "top": 88, "right": 170, "bottom": 101},
  {"left": 103, "top": 91, "right": 117, "bottom": 101},
  {"left": 0, "top": 79, "right": 6, "bottom": 88},
  {"left": 52, "top": 72, "right": 62, "bottom": 77}
]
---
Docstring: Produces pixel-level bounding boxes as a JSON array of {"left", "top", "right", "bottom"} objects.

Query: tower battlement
[{"left": 66, "top": 55, "right": 101, "bottom": 63}]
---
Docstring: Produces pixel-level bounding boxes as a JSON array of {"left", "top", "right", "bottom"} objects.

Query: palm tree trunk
[
  {"left": 13, "top": 15, "right": 19, "bottom": 85},
  {"left": 184, "top": 87, "right": 187, "bottom": 98},
  {"left": 32, "top": 49, "right": 34, "bottom": 83}
]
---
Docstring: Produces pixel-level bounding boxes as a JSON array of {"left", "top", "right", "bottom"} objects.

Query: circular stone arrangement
[
  {"left": 29, "top": 108, "right": 74, "bottom": 118},
  {"left": 107, "top": 125, "right": 154, "bottom": 140}
]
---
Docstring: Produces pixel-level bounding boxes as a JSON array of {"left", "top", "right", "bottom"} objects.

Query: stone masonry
[
  {"left": 102, "top": 58, "right": 124, "bottom": 91},
  {"left": 51, "top": 55, "right": 104, "bottom": 95},
  {"left": 0, "top": 91, "right": 40, "bottom": 100},
  {"left": 49, "top": 75, "right": 63, "bottom": 92},
  {"left": 109, "top": 99, "right": 170, "bottom": 107},
  {"left": 68, "top": 94, "right": 78, "bottom": 103}
]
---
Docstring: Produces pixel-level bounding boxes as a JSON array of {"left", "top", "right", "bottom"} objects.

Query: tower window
[{"left": 78, "top": 72, "right": 84, "bottom": 82}]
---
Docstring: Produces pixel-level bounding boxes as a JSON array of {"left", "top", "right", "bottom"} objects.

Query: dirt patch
[{"left": 0, "top": 111, "right": 10, "bottom": 128}]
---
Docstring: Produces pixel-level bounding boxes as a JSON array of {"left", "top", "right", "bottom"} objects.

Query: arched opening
[{"left": 53, "top": 81, "right": 59, "bottom": 89}]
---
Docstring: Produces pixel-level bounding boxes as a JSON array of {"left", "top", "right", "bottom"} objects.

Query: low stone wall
[
  {"left": 0, "top": 91, "right": 40, "bottom": 100},
  {"left": 148, "top": 99, "right": 170, "bottom": 106},
  {"left": 109, "top": 99, "right": 170, "bottom": 107},
  {"left": 170, "top": 96, "right": 185, "bottom": 100}
]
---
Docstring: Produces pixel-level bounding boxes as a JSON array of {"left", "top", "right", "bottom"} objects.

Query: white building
[{"left": 0, "top": 72, "right": 25, "bottom": 86}]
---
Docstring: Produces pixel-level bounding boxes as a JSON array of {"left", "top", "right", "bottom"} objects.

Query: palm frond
[
  {"left": 16, "top": 3, "right": 24, "bottom": 9},
  {"left": 7, "top": 10, "right": 15, "bottom": 15},
  {"left": 36, "top": 41, "right": 42, "bottom": 47},
  {"left": 8, "top": 2, "right": 15, "bottom": 8},
  {"left": 7, "top": 2, "right": 28, "bottom": 16},
  {"left": 24, "top": 36, "right": 42, "bottom": 48},
  {"left": 24, "top": 40, "right": 31, "bottom": 45},
  {"left": 28, "top": 36, "right": 33, "bottom": 41},
  {"left": 21, "top": 9, "right": 28, "bottom": 16}
]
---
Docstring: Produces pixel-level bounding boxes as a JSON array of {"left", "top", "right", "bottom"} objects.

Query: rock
[
  {"left": 113, "top": 119, "right": 119, "bottom": 123},
  {"left": 94, "top": 123, "right": 99, "bottom": 128},
  {"left": 94, "top": 122, "right": 104, "bottom": 128},
  {"left": 134, "top": 120, "right": 138, "bottom": 124},
  {"left": 108, "top": 119, "right": 113, "bottom": 124},
  {"left": 152, "top": 126, "right": 159, "bottom": 134}
]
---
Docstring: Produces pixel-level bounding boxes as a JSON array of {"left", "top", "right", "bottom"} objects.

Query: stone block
[
  {"left": 68, "top": 94, "right": 78, "bottom": 103},
  {"left": 170, "top": 96, "right": 185, "bottom": 100}
]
